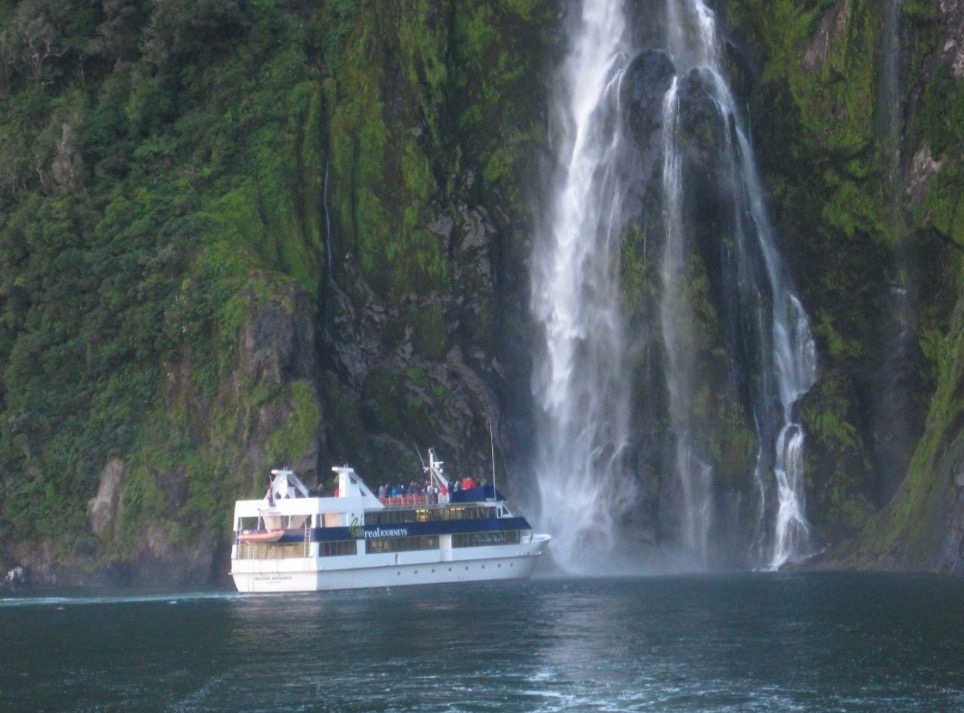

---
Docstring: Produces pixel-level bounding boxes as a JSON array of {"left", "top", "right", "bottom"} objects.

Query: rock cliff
[{"left": 0, "top": 0, "right": 960, "bottom": 584}]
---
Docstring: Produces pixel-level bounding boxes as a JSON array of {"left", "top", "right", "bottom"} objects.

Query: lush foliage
[
  {"left": 727, "top": 0, "right": 963, "bottom": 561},
  {"left": 0, "top": 0, "right": 959, "bottom": 575},
  {"left": 0, "top": 0, "right": 552, "bottom": 571}
]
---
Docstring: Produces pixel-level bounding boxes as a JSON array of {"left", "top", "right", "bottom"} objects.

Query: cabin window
[
  {"left": 452, "top": 531, "right": 521, "bottom": 548},
  {"left": 365, "top": 509, "right": 408, "bottom": 525},
  {"left": 238, "top": 542, "right": 305, "bottom": 559},
  {"left": 444, "top": 506, "right": 495, "bottom": 521},
  {"left": 318, "top": 541, "right": 356, "bottom": 557},
  {"left": 365, "top": 505, "right": 499, "bottom": 526},
  {"left": 366, "top": 536, "right": 439, "bottom": 554}
]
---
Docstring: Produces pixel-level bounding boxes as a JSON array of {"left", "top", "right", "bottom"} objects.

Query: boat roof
[
  {"left": 234, "top": 450, "right": 505, "bottom": 520},
  {"left": 269, "top": 468, "right": 310, "bottom": 498}
]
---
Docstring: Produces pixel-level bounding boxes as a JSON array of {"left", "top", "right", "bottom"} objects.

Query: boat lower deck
[{"left": 231, "top": 537, "right": 550, "bottom": 593}]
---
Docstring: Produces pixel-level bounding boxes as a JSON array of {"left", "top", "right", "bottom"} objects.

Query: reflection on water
[{"left": 1, "top": 574, "right": 962, "bottom": 712}]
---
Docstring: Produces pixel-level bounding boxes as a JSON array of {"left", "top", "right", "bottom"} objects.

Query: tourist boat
[{"left": 230, "top": 449, "right": 551, "bottom": 592}]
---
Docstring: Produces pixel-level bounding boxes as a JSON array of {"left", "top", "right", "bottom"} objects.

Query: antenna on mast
[{"left": 489, "top": 417, "right": 497, "bottom": 501}]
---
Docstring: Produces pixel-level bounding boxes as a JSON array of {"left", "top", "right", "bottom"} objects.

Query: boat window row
[
  {"left": 365, "top": 505, "right": 498, "bottom": 526},
  {"left": 319, "top": 541, "right": 357, "bottom": 557},
  {"left": 453, "top": 531, "right": 521, "bottom": 548},
  {"left": 237, "top": 530, "right": 525, "bottom": 560},
  {"left": 366, "top": 535, "right": 440, "bottom": 554},
  {"left": 237, "top": 542, "right": 306, "bottom": 560}
]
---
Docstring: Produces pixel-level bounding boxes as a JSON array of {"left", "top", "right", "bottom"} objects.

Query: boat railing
[
  {"left": 379, "top": 495, "right": 445, "bottom": 507},
  {"left": 377, "top": 494, "right": 501, "bottom": 509}
]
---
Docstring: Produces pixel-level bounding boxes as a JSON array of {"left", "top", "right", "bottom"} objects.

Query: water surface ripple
[{"left": 2, "top": 574, "right": 961, "bottom": 712}]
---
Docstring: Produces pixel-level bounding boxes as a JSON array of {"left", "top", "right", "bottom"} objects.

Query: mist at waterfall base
[
  {"left": 530, "top": 0, "right": 818, "bottom": 573},
  {"left": 3, "top": 575, "right": 962, "bottom": 712}
]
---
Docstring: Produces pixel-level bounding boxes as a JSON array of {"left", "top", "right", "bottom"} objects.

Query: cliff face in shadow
[{"left": 0, "top": 0, "right": 960, "bottom": 586}]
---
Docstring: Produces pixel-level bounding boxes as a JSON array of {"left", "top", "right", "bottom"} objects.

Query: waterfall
[
  {"left": 324, "top": 158, "right": 334, "bottom": 283},
  {"left": 878, "top": 0, "right": 903, "bottom": 180},
  {"left": 662, "top": 0, "right": 817, "bottom": 568},
  {"left": 531, "top": 0, "right": 817, "bottom": 570},
  {"left": 530, "top": 0, "right": 638, "bottom": 571}
]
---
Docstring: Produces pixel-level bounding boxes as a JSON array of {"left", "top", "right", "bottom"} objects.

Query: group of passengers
[{"left": 376, "top": 476, "right": 486, "bottom": 503}]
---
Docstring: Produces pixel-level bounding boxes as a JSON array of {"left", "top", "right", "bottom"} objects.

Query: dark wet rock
[
  {"left": 617, "top": 49, "right": 676, "bottom": 218},
  {"left": 240, "top": 284, "right": 314, "bottom": 384},
  {"left": 620, "top": 49, "right": 676, "bottom": 143}
]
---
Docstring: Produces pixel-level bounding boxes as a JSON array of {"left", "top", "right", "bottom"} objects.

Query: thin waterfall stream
[{"left": 531, "top": 0, "right": 817, "bottom": 571}]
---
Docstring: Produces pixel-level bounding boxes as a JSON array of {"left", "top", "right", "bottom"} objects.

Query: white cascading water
[
  {"left": 530, "top": 0, "right": 638, "bottom": 571},
  {"left": 532, "top": 0, "right": 817, "bottom": 570},
  {"left": 663, "top": 0, "right": 817, "bottom": 569}
]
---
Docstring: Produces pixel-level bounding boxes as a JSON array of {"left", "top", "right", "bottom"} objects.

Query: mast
[{"left": 489, "top": 418, "right": 497, "bottom": 502}]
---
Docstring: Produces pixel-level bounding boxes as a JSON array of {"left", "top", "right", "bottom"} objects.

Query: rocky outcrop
[
  {"left": 618, "top": 48, "right": 676, "bottom": 221},
  {"left": 907, "top": 145, "right": 943, "bottom": 211},
  {"left": 939, "top": 0, "right": 964, "bottom": 78},
  {"left": 802, "top": 0, "right": 852, "bottom": 71},
  {"left": 934, "top": 432, "right": 964, "bottom": 573},
  {"left": 87, "top": 458, "right": 125, "bottom": 539},
  {"left": 0, "top": 566, "right": 29, "bottom": 592},
  {"left": 240, "top": 287, "right": 315, "bottom": 386}
]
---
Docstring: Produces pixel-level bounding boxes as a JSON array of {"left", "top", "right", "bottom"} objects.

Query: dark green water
[{"left": 1, "top": 573, "right": 962, "bottom": 712}]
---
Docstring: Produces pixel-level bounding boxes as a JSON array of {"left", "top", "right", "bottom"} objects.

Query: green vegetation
[
  {"left": 856, "top": 282, "right": 964, "bottom": 562},
  {"left": 727, "top": 0, "right": 963, "bottom": 564},
  {"left": 0, "top": 0, "right": 552, "bottom": 573},
  {"left": 0, "top": 0, "right": 959, "bottom": 576}
]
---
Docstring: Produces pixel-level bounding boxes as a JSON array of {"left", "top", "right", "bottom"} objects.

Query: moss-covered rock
[{"left": 726, "top": 0, "right": 964, "bottom": 570}]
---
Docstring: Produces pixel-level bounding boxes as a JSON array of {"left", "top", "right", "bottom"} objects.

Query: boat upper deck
[
  {"left": 376, "top": 484, "right": 503, "bottom": 509},
  {"left": 233, "top": 458, "right": 507, "bottom": 524}
]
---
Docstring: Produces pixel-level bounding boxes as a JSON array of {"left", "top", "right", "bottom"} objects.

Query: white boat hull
[{"left": 231, "top": 537, "right": 550, "bottom": 593}]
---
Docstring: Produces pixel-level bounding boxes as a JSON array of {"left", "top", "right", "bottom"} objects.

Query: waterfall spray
[
  {"left": 662, "top": 0, "right": 818, "bottom": 568},
  {"left": 532, "top": 0, "right": 817, "bottom": 570},
  {"left": 530, "top": 0, "right": 638, "bottom": 571}
]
